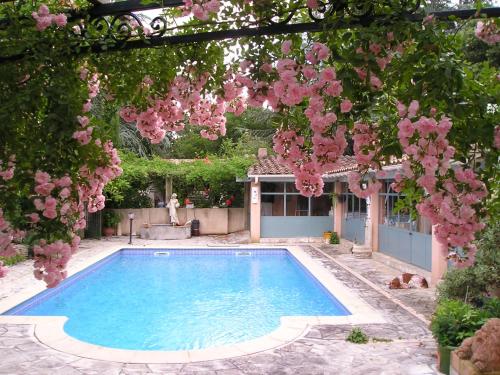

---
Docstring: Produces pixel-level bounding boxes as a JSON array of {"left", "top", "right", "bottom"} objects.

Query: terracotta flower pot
[{"left": 103, "top": 227, "right": 115, "bottom": 237}]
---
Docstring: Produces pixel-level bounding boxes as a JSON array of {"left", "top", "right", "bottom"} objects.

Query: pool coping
[{"left": 0, "top": 245, "right": 385, "bottom": 363}]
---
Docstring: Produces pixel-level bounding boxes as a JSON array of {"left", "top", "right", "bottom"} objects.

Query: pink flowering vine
[
  {"left": 0, "top": 155, "right": 15, "bottom": 182},
  {"left": 120, "top": 70, "right": 247, "bottom": 143},
  {"left": 32, "top": 4, "right": 67, "bottom": 32},
  {"left": 347, "top": 122, "right": 383, "bottom": 199},
  {"left": 236, "top": 40, "right": 350, "bottom": 196},
  {"left": 475, "top": 20, "right": 500, "bottom": 45},
  {"left": 181, "top": 0, "right": 221, "bottom": 20},
  {"left": 392, "top": 101, "right": 488, "bottom": 266},
  {"left": 0, "top": 156, "right": 24, "bottom": 277}
]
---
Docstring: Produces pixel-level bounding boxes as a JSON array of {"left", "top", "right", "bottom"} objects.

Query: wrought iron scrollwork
[
  {"left": 308, "top": 0, "right": 348, "bottom": 22},
  {"left": 149, "top": 16, "right": 168, "bottom": 38}
]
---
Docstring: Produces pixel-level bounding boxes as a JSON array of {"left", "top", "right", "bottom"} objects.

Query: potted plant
[
  {"left": 329, "top": 231, "right": 340, "bottom": 245},
  {"left": 430, "top": 300, "right": 488, "bottom": 375},
  {"left": 102, "top": 210, "right": 121, "bottom": 237}
]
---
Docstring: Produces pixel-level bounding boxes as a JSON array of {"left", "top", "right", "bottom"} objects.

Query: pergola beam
[
  {"left": 82, "top": 7, "right": 500, "bottom": 54},
  {"left": 1, "top": 6, "right": 499, "bottom": 63}
]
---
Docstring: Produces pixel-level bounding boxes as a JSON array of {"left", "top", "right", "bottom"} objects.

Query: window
[
  {"left": 286, "top": 195, "right": 309, "bottom": 216},
  {"left": 260, "top": 182, "right": 333, "bottom": 217},
  {"left": 341, "top": 182, "right": 367, "bottom": 218},
  {"left": 311, "top": 195, "right": 332, "bottom": 216},
  {"left": 261, "top": 194, "right": 284, "bottom": 216},
  {"left": 379, "top": 180, "right": 431, "bottom": 234}
]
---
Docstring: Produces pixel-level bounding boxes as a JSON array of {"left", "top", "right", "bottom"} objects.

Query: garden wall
[{"left": 113, "top": 207, "right": 246, "bottom": 236}]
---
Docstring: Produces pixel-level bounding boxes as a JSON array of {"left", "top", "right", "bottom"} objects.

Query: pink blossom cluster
[
  {"left": 120, "top": 71, "right": 244, "bottom": 143},
  {"left": 33, "top": 238, "right": 79, "bottom": 288},
  {"left": 227, "top": 41, "right": 352, "bottom": 196},
  {"left": 347, "top": 122, "right": 383, "bottom": 199},
  {"left": 181, "top": 0, "right": 220, "bottom": 20},
  {"left": 78, "top": 140, "right": 122, "bottom": 214},
  {"left": 0, "top": 155, "right": 15, "bottom": 182},
  {"left": 393, "top": 101, "right": 488, "bottom": 266},
  {"left": 475, "top": 20, "right": 500, "bottom": 45},
  {"left": 0, "top": 208, "right": 25, "bottom": 277},
  {"left": 32, "top": 4, "right": 67, "bottom": 32}
]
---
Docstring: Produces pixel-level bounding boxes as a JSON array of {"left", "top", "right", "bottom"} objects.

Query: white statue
[{"left": 167, "top": 193, "right": 180, "bottom": 225}]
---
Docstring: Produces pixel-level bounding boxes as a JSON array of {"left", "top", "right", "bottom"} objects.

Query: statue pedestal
[{"left": 352, "top": 244, "right": 372, "bottom": 258}]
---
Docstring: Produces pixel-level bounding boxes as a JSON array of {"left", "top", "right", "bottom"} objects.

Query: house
[{"left": 244, "top": 149, "right": 448, "bottom": 285}]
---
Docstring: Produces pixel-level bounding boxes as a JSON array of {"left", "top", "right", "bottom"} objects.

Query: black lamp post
[{"left": 128, "top": 212, "right": 135, "bottom": 245}]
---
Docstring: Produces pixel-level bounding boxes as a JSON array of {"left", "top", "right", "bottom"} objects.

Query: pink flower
[
  {"left": 59, "top": 187, "right": 71, "bottom": 199},
  {"left": 306, "top": 0, "right": 319, "bottom": 9},
  {"left": 52, "top": 13, "right": 67, "bottom": 27},
  {"left": 72, "top": 127, "right": 93, "bottom": 145},
  {"left": 260, "top": 63, "right": 273, "bottom": 73},
  {"left": 281, "top": 40, "right": 292, "bottom": 55},
  {"left": 192, "top": 4, "right": 208, "bottom": 20},
  {"left": 340, "top": 99, "right": 353, "bottom": 113},
  {"left": 77, "top": 115, "right": 89, "bottom": 127},
  {"left": 320, "top": 67, "right": 336, "bottom": 83},
  {"left": 26, "top": 213, "right": 40, "bottom": 223},
  {"left": 38, "top": 4, "right": 50, "bottom": 16},
  {"left": 369, "top": 43, "right": 382, "bottom": 56},
  {"left": 408, "top": 100, "right": 420, "bottom": 118},
  {"left": 82, "top": 100, "right": 92, "bottom": 113},
  {"left": 369, "top": 74, "right": 383, "bottom": 90},
  {"left": 397, "top": 101, "right": 407, "bottom": 117},
  {"left": 119, "top": 106, "right": 138, "bottom": 123}
]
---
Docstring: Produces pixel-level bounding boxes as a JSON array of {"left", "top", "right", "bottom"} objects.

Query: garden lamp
[{"left": 128, "top": 212, "right": 135, "bottom": 245}]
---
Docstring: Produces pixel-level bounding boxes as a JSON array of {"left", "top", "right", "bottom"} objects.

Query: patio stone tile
[
  {"left": 181, "top": 360, "right": 237, "bottom": 372},
  {"left": 70, "top": 357, "right": 123, "bottom": 375},
  {"left": 0, "top": 238, "right": 440, "bottom": 375},
  {"left": 146, "top": 363, "right": 185, "bottom": 373}
]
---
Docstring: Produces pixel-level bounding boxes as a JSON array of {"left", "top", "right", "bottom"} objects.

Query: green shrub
[
  {"left": 346, "top": 328, "right": 369, "bottom": 344},
  {"left": 481, "top": 297, "right": 500, "bottom": 318},
  {"left": 436, "top": 222, "right": 500, "bottom": 306},
  {"left": 329, "top": 231, "right": 340, "bottom": 245},
  {"left": 430, "top": 300, "right": 488, "bottom": 348},
  {"left": 437, "top": 267, "right": 488, "bottom": 306},
  {"left": 475, "top": 222, "right": 500, "bottom": 293},
  {"left": 102, "top": 210, "right": 121, "bottom": 228}
]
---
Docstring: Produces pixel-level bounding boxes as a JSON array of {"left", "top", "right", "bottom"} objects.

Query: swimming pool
[{"left": 4, "top": 248, "right": 350, "bottom": 351}]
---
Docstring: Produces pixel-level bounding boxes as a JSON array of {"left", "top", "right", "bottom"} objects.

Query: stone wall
[{"left": 113, "top": 207, "right": 246, "bottom": 236}]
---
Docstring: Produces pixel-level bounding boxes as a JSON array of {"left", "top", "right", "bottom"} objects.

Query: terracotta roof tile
[{"left": 248, "top": 155, "right": 358, "bottom": 176}]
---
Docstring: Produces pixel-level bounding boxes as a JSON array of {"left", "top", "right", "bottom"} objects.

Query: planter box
[
  {"left": 451, "top": 351, "right": 500, "bottom": 375},
  {"left": 439, "top": 345, "right": 457, "bottom": 375}
]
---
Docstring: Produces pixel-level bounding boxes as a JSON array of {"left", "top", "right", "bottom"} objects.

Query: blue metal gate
[
  {"left": 341, "top": 216, "right": 366, "bottom": 244},
  {"left": 378, "top": 225, "right": 432, "bottom": 271},
  {"left": 340, "top": 185, "right": 367, "bottom": 245}
]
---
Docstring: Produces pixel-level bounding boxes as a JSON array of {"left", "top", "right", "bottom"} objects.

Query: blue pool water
[{"left": 4, "top": 249, "right": 349, "bottom": 351}]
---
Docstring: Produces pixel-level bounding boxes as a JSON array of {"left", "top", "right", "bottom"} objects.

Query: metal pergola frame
[{"left": 1, "top": 0, "right": 499, "bottom": 62}]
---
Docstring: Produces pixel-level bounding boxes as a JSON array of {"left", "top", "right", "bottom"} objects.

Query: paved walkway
[{"left": 0, "top": 236, "right": 440, "bottom": 375}]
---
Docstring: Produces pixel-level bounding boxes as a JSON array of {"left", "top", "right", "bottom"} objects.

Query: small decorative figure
[{"left": 167, "top": 193, "right": 180, "bottom": 226}]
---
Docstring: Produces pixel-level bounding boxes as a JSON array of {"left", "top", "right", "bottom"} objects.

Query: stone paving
[
  {"left": 313, "top": 242, "right": 437, "bottom": 321},
  {"left": 0, "top": 236, "right": 440, "bottom": 375}
]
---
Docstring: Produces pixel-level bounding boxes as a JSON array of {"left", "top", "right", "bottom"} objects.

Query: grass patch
[
  {"left": 346, "top": 328, "right": 369, "bottom": 344},
  {"left": 0, "top": 254, "right": 26, "bottom": 266}
]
